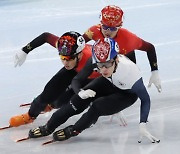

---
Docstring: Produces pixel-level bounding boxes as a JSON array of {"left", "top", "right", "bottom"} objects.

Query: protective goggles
[
  {"left": 60, "top": 55, "right": 76, "bottom": 61},
  {"left": 97, "top": 60, "right": 115, "bottom": 69},
  {"left": 101, "top": 25, "right": 119, "bottom": 31}
]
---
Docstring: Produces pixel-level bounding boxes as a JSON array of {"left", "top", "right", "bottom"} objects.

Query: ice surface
[{"left": 0, "top": 0, "right": 180, "bottom": 154}]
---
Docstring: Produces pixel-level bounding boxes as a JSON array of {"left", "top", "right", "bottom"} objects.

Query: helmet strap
[
  {"left": 113, "top": 56, "right": 118, "bottom": 73},
  {"left": 73, "top": 54, "right": 80, "bottom": 69}
]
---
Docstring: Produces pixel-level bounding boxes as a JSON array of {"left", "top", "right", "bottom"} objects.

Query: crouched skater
[{"left": 29, "top": 38, "right": 160, "bottom": 144}]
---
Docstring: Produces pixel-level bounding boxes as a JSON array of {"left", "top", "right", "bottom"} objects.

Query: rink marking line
[
  {"left": 29, "top": 2, "right": 180, "bottom": 17},
  {"left": 143, "top": 78, "right": 180, "bottom": 86},
  {"left": 0, "top": 2, "right": 179, "bottom": 18},
  {"left": 162, "top": 78, "right": 180, "bottom": 83},
  {"left": 1, "top": 39, "right": 180, "bottom": 62},
  {"left": 27, "top": 57, "right": 59, "bottom": 62},
  {"left": 150, "top": 108, "right": 180, "bottom": 119},
  {"left": 123, "top": 2, "right": 180, "bottom": 10},
  {"left": 154, "top": 40, "right": 180, "bottom": 47},
  {"left": 124, "top": 103, "right": 180, "bottom": 121},
  {"left": 1, "top": 39, "right": 180, "bottom": 55}
]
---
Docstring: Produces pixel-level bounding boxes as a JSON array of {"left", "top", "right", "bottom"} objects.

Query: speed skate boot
[
  {"left": 29, "top": 125, "right": 53, "bottom": 138},
  {"left": 9, "top": 112, "right": 34, "bottom": 127},
  {"left": 53, "top": 125, "right": 79, "bottom": 141}
]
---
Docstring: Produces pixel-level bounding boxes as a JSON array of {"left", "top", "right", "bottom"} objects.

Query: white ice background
[{"left": 0, "top": 0, "right": 180, "bottom": 154}]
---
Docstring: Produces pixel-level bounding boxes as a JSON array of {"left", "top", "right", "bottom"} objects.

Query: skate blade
[
  {"left": 16, "top": 137, "right": 29, "bottom": 142},
  {"left": 19, "top": 103, "right": 31, "bottom": 107},
  {"left": 0, "top": 126, "right": 11, "bottom": 130},
  {"left": 42, "top": 140, "right": 55, "bottom": 145}
]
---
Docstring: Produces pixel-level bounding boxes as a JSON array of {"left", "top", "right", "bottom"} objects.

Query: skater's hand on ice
[
  {"left": 14, "top": 50, "right": 27, "bottom": 67},
  {"left": 138, "top": 122, "right": 160, "bottom": 143},
  {"left": 148, "top": 70, "right": 162, "bottom": 93},
  {"left": 78, "top": 89, "right": 96, "bottom": 99}
]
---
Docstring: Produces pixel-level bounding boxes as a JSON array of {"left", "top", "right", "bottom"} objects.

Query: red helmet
[{"left": 100, "top": 5, "right": 124, "bottom": 27}]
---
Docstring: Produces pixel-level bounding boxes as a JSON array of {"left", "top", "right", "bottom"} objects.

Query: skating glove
[
  {"left": 110, "top": 111, "right": 127, "bottom": 126},
  {"left": 14, "top": 50, "right": 27, "bottom": 67},
  {"left": 148, "top": 70, "right": 162, "bottom": 92},
  {"left": 138, "top": 122, "right": 160, "bottom": 143},
  {"left": 78, "top": 89, "right": 96, "bottom": 99}
]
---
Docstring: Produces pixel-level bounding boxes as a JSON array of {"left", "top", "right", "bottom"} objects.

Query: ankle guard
[
  {"left": 53, "top": 125, "right": 79, "bottom": 141},
  {"left": 29, "top": 125, "right": 53, "bottom": 138}
]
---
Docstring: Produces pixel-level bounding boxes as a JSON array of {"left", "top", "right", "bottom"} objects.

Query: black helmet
[{"left": 58, "top": 31, "right": 85, "bottom": 56}]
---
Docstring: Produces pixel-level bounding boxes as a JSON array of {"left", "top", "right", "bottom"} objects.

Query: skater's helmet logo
[{"left": 100, "top": 5, "right": 124, "bottom": 27}]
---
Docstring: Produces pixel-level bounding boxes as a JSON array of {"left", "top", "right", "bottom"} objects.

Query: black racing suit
[{"left": 44, "top": 58, "right": 138, "bottom": 132}]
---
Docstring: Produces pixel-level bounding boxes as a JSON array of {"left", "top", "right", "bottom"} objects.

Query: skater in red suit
[
  {"left": 10, "top": 31, "right": 100, "bottom": 127},
  {"left": 82, "top": 5, "right": 161, "bottom": 92}
]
